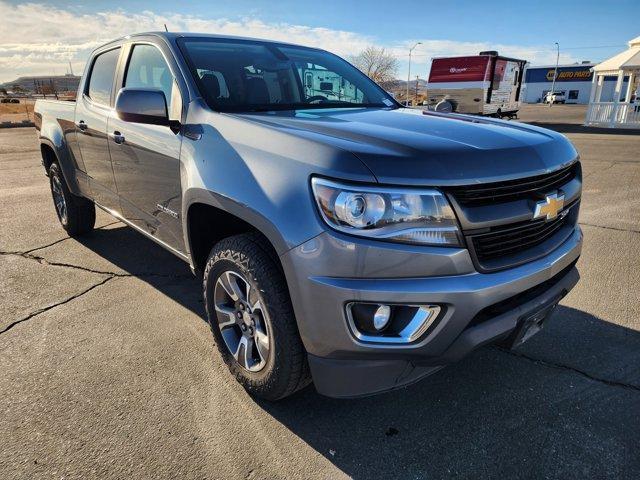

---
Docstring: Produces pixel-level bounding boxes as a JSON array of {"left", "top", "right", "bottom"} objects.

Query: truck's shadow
[{"left": 77, "top": 225, "right": 640, "bottom": 479}]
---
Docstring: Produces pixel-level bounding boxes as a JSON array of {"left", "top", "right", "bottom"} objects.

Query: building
[
  {"left": 0, "top": 74, "right": 81, "bottom": 95},
  {"left": 522, "top": 63, "right": 627, "bottom": 104},
  {"left": 586, "top": 35, "right": 640, "bottom": 128}
]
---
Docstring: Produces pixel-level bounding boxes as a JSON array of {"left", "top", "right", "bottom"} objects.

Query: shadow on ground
[
  {"left": 526, "top": 122, "right": 640, "bottom": 135},
  {"left": 75, "top": 225, "right": 204, "bottom": 317},
  {"left": 77, "top": 225, "right": 640, "bottom": 479}
]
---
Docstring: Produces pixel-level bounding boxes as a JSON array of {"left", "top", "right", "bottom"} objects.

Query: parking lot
[{"left": 1, "top": 104, "right": 639, "bottom": 479}]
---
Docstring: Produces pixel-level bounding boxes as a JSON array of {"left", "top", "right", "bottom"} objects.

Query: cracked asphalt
[{"left": 1, "top": 105, "right": 639, "bottom": 479}]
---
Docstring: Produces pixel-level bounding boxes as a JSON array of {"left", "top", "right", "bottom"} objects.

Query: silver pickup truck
[{"left": 34, "top": 32, "right": 582, "bottom": 400}]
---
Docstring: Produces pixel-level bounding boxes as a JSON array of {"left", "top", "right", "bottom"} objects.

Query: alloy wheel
[
  {"left": 51, "top": 175, "right": 67, "bottom": 224},
  {"left": 213, "top": 270, "right": 271, "bottom": 372}
]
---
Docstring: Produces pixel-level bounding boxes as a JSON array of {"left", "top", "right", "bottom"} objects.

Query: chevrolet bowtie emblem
[{"left": 533, "top": 192, "right": 565, "bottom": 221}]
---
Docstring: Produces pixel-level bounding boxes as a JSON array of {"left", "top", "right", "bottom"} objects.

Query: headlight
[{"left": 311, "top": 177, "right": 462, "bottom": 246}]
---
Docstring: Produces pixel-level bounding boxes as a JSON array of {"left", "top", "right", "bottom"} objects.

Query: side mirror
[{"left": 115, "top": 88, "right": 169, "bottom": 126}]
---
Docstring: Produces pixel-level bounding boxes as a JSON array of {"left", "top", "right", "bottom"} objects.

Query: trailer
[{"left": 425, "top": 51, "right": 527, "bottom": 118}]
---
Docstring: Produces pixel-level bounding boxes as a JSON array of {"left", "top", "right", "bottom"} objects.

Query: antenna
[{"left": 164, "top": 23, "right": 169, "bottom": 32}]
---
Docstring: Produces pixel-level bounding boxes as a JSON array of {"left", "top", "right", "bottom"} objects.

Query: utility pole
[
  {"left": 50, "top": 79, "right": 58, "bottom": 100},
  {"left": 406, "top": 42, "right": 422, "bottom": 106},
  {"left": 415, "top": 75, "right": 419, "bottom": 105},
  {"left": 549, "top": 42, "right": 559, "bottom": 107},
  {"left": 68, "top": 61, "right": 74, "bottom": 76}
]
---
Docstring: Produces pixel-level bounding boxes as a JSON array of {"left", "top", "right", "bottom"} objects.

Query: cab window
[
  {"left": 124, "top": 44, "right": 181, "bottom": 120},
  {"left": 87, "top": 48, "right": 121, "bottom": 106}
]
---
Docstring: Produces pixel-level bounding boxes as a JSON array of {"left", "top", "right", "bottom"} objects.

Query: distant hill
[{"left": 1, "top": 75, "right": 81, "bottom": 94}]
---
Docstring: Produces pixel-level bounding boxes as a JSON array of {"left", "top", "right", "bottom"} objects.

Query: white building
[
  {"left": 522, "top": 63, "right": 626, "bottom": 104},
  {"left": 586, "top": 36, "right": 640, "bottom": 128}
]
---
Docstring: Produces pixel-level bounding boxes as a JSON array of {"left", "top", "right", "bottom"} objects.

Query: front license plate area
[{"left": 509, "top": 297, "right": 560, "bottom": 349}]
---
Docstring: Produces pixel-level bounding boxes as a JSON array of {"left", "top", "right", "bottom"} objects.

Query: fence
[{"left": 585, "top": 101, "right": 640, "bottom": 127}]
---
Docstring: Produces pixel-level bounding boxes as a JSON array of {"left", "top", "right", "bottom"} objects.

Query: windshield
[{"left": 177, "top": 37, "right": 398, "bottom": 112}]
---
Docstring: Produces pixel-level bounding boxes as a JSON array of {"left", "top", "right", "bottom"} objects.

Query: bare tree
[{"left": 349, "top": 46, "right": 399, "bottom": 87}]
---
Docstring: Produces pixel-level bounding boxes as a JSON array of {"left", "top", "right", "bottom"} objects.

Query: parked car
[
  {"left": 34, "top": 32, "right": 582, "bottom": 400},
  {"left": 544, "top": 91, "right": 566, "bottom": 104}
]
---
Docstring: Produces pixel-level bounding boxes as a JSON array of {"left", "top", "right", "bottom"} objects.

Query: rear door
[
  {"left": 108, "top": 42, "right": 185, "bottom": 252},
  {"left": 75, "top": 46, "right": 122, "bottom": 211}
]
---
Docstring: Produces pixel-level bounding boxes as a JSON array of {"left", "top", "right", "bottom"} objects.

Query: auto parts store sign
[
  {"left": 545, "top": 69, "right": 591, "bottom": 81},
  {"left": 525, "top": 66, "right": 593, "bottom": 83}
]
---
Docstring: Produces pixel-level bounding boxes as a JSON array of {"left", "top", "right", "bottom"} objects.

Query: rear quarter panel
[{"left": 34, "top": 99, "right": 87, "bottom": 195}]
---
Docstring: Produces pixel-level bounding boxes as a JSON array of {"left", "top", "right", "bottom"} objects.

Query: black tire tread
[
  {"left": 49, "top": 162, "right": 95, "bottom": 236},
  {"left": 203, "top": 232, "right": 311, "bottom": 400}
]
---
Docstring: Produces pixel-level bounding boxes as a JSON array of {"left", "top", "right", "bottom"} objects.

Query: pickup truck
[
  {"left": 34, "top": 32, "right": 582, "bottom": 400},
  {"left": 544, "top": 91, "right": 567, "bottom": 104}
]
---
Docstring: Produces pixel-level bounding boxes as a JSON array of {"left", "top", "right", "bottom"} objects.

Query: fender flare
[
  {"left": 39, "top": 132, "right": 82, "bottom": 196},
  {"left": 182, "top": 187, "right": 291, "bottom": 262}
]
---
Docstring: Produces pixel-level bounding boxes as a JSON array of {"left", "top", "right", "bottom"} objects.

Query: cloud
[{"left": 0, "top": 1, "right": 577, "bottom": 83}]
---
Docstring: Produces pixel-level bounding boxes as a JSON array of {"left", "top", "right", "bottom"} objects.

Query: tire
[
  {"left": 203, "top": 233, "right": 311, "bottom": 400},
  {"left": 434, "top": 100, "right": 453, "bottom": 113},
  {"left": 48, "top": 162, "right": 95, "bottom": 236}
]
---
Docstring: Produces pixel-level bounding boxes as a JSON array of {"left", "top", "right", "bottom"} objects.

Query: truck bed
[{"left": 34, "top": 98, "right": 76, "bottom": 132}]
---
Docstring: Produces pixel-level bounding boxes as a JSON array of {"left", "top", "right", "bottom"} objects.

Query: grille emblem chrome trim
[{"left": 533, "top": 192, "right": 565, "bottom": 221}]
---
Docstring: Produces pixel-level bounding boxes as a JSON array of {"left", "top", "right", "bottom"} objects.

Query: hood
[{"left": 234, "top": 108, "right": 578, "bottom": 186}]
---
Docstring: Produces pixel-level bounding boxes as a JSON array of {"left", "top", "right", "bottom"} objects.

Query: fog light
[
  {"left": 373, "top": 305, "right": 391, "bottom": 331},
  {"left": 347, "top": 302, "right": 442, "bottom": 345}
]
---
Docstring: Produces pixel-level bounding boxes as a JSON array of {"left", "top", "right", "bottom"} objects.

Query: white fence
[{"left": 586, "top": 102, "right": 640, "bottom": 127}]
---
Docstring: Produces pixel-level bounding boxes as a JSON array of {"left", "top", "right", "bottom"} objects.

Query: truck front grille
[
  {"left": 447, "top": 162, "right": 580, "bottom": 207},
  {"left": 467, "top": 202, "right": 578, "bottom": 272},
  {"left": 471, "top": 214, "right": 569, "bottom": 261}
]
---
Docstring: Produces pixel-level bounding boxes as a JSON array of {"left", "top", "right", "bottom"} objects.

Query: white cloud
[{"left": 0, "top": 1, "right": 577, "bottom": 83}]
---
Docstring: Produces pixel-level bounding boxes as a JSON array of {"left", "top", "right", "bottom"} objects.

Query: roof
[
  {"left": 103, "top": 31, "right": 308, "bottom": 50},
  {"left": 525, "top": 63, "right": 595, "bottom": 69},
  {"left": 431, "top": 53, "right": 526, "bottom": 63},
  {"left": 593, "top": 35, "right": 640, "bottom": 72}
]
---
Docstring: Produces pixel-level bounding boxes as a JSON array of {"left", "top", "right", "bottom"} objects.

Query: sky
[{"left": 1, "top": 0, "right": 639, "bottom": 83}]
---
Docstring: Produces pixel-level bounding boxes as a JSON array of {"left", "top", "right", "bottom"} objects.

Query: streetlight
[
  {"left": 549, "top": 42, "right": 560, "bottom": 107},
  {"left": 407, "top": 42, "right": 422, "bottom": 106}
]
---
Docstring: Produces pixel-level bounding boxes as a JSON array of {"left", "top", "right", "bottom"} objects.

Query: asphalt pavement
[{"left": 1, "top": 105, "right": 639, "bottom": 479}]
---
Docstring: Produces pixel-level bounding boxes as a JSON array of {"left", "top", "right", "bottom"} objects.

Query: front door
[
  {"left": 75, "top": 46, "right": 121, "bottom": 211},
  {"left": 108, "top": 43, "right": 184, "bottom": 252}
]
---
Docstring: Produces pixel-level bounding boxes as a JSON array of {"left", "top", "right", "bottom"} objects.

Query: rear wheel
[
  {"left": 48, "top": 162, "right": 95, "bottom": 236},
  {"left": 203, "top": 233, "right": 311, "bottom": 400}
]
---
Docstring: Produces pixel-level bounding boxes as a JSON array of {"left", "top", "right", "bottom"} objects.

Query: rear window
[{"left": 87, "top": 48, "right": 120, "bottom": 106}]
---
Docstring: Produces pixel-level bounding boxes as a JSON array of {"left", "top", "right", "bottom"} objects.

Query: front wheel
[
  {"left": 203, "top": 233, "right": 311, "bottom": 400},
  {"left": 48, "top": 162, "right": 95, "bottom": 236}
]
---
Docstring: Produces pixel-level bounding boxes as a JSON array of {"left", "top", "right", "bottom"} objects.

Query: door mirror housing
[{"left": 115, "top": 88, "right": 169, "bottom": 126}]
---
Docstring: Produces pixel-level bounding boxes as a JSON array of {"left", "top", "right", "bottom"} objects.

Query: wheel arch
[
  {"left": 38, "top": 137, "right": 82, "bottom": 196},
  {"left": 183, "top": 190, "right": 289, "bottom": 274}
]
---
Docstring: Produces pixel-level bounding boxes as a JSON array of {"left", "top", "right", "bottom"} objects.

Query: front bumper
[{"left": 280, "top": 226, "right": 582, "bottom": 398}]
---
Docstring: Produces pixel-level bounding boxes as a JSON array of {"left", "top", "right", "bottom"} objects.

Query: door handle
[
  {"left": 110, "top": 131, "right": 125, "bottom": 144},
  {"left": 76, "top": 120, "right": 88, "bottom": 132}
]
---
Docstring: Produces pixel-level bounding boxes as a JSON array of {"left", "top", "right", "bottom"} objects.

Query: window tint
[
  {"left": 88, "top": 48, "right": 120, "bottom": 105},
  {"left": 125, "top": 44, "right": 173, "bottom": 106}
]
